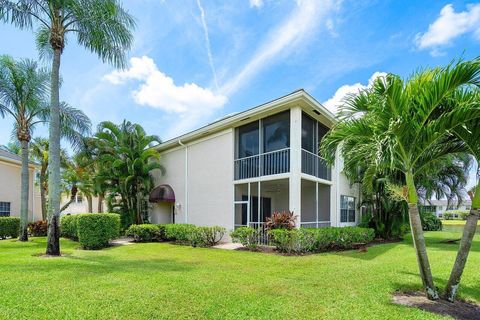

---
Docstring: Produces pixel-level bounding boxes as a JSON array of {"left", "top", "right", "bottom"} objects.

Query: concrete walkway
[
  {"left": 111, "top": 237, "right": 135, "bottom": 246},
  {"left": 213, "top": 242, "right": 243, "bottom": 250}
]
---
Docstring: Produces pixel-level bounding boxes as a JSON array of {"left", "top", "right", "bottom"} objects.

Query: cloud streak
[
  {"left": 196, "top": 0, "right": 220, "bottom": 91},
  {"left": 221, "top": 0, "right": 338, "bottom": 96}
]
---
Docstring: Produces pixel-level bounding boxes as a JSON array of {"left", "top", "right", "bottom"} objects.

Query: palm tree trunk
[
  {"left": 444, "top": 184, "right": 480, "bottom": 302},
  {"left": 46, "top": 48, "right": 62, "bottom": 256},
  {"left": 406, "top": 172, "right": 438, "bottom": 300},
  {"left": 87, "top": 195, "right": 93, "bottom": 213},
  {"left": 19, "top": 139, "right": 29, "bottom": 241},
  {"left": 39, "top": 168, "right": 47, "bottom": 220},
  {"left": 98, "top": 194, "right": 104, "bottom": 213}
]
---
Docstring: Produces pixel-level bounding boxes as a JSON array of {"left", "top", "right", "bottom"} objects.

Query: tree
[
  {"left": 30, "top": 137, "right": 68, "bottom": 220},
  {"left": 0, "top": 0, "right": 135, "bottom": 255},
  {"left": 321, "top": 59, "right": 480, "bottom": 300},
  {"left": 0, "top": 56, "right": 90, "bottom": 240},
  {"left": 61, "top": 151, "right": 94, "bottom": 213},
  {"left": 93, "top": 121, "right": 164, "bottom": 229}
]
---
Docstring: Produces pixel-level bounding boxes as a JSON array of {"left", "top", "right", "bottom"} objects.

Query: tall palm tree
[
  {"left": 0, "top": 0, "right": 135, "bottom": 255},
  {"left": 321, "top": 59, "right": 480, "bottom": 300},
  {"left": 30, "top": 137, "right": 68, "bottom": 220},
  {"left": 0, "top": 56, "right": 91, "bottom": 241}
]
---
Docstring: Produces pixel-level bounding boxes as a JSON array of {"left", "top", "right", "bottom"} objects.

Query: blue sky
[{"left": 0, "top": 0, "right": 479, "bottom": 187}]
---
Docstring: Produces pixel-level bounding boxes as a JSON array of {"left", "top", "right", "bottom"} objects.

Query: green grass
[
  {"left": 0, "top": 232, "right": 479, "bottom": 319},
  {"left": 441, "top": 219, "right": 480, "bottom": 225}
]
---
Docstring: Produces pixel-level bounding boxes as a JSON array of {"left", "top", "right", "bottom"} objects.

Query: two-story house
[{"left": 148, "top": 90, "right": 359, "bottom": 233}]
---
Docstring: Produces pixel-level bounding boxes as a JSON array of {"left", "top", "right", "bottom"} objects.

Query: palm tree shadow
[{"left": 332, "top": 240, "right": 402, "bottom": 260}]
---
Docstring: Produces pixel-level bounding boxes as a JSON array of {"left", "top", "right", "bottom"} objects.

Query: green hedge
[
  {"left": 60, "top": 215, "right": 79, "bottom": 240},
  {"left": 420, "top": 212, "right": 442, "bottom": 231},
  {"left": 164, "top": 224, "right": 196, "bottom": 243},
  {"left": 0, "top": 217, "right": 20, "bottom": 239},
  {"left": 76, "top": 213, "right": 120, "bottom": 249},
  {"left": 269, "top": 227, "right": 375, "bottom": 254},
  {"left": 230, "top": 227, "right": 259, "bottom": 250},
  {"left": 125, "top": 224, "right": 165, "bottom": 242},
  {"left": 164, "top": 224, "right": 226, "bottom": 247}
]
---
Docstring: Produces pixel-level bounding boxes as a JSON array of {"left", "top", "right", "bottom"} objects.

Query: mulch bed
[{"left": 392, "top": 291, "right": 480, "bottom": 320}]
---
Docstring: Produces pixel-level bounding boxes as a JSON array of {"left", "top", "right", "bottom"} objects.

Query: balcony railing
[
  {"left": 300, "top": 221, "right": 331, "bottom": 228},
  {"left": 301, "top": 149, "right": 331, "bottom": 180},
  {"left": 234, "top": 148, "right": 290, "bottom": 180}
]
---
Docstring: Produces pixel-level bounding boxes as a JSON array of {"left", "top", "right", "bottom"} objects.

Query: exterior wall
[
  {"left": 334, "top": 148, "right": 360, "bottom": 226},
  {"left": 0, "top": 160, "right": 41, "bottom": 221},
  {"left": 150, "top": 129, "right": 234, "bottom": 230},
  {"left": 60, "top": 195, "right": 105, "bottom": 215}
]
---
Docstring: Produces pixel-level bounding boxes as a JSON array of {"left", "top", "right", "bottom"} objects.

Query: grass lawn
[
  {"left": 1, "top": 232, "right": 479, "bottom": 319},
  {"left": 441, "top": 219, "right": 480, "bottom": 225}
]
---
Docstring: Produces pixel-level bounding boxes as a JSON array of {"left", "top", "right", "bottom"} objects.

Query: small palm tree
[
  {"left": 61, "top": 152, "right": 95, "bottom": 213},
  {"left": 0, "top": 56, "right": 91, "bottom": 241},
  {"left": 0, "top": 0, "right": 135, "bottom": 255},
  {"left": 322, "top": 59, "right": 480, "bottom": 300}
]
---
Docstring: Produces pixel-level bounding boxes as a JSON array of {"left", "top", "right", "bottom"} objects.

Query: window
[
  {"left": 76, "top": 193, "right": 83, "bottom": 204},
  {"left": 263, "top": 111, "right": 290, "bottom": 152},
  {"left": 340, "top": 195, "right": 355, "bottom": 223},
  {"left": 237, "top": 121, "right": 259, "bottom": 159},
  {"left": 0, "top": 202, "right": 11, "bottom": 217}
]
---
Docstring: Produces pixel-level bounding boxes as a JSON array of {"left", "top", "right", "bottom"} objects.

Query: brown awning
[{"left": 149, "top": 184, "right": 175, "bottom": 203}]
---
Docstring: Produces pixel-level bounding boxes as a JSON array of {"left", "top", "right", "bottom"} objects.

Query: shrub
[
  {"left": 0, "top": 217, "right": 20, "bottom": 239},
  {"left": 28, "top": 220, "right": 48, "bottom": 236},
  {"left": 194, "top": 226, "right": 226, "bottom": 247},
  {"left": 420, "top": 212, "right": 442, "bottom": 231},
  {"left": 230, "top": 227, "right": 259, "bottom": 249},
  {"left": 164, "top": 224, "right": 196, "bottom": 244},
  {"left": 269, "top": 227, "right": 375, "bottom": 254},
  {"left": 265, "top": 211, "right": 297, "bottom": 230},
  {"left": 76, "top": 213, "right": 120, "bottom": 249},
  {"left": 125, "top": 224, "right": 165, "bottom": 242},
  {"left": 60, "top": 215, "right": 79, "bottom": 240},
  {"left": 443, "top": 212, "right": 454, "bottom": 220}
]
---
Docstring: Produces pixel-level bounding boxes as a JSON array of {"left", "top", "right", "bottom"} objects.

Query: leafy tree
[
  {"left": 0, "top": 56, "right": 90, "bottom": 240},
  {"left": 322, "top": 59, "right": 480, "bottom": 300},
  {"left": 0, "top": 0, "right": 135, "bottom": 255},
  {"left": 93, "top": 121, "right": 164, "bottom": 229},
  {"left": 61, "top": 151, "right": 94, "bottom": 213}
]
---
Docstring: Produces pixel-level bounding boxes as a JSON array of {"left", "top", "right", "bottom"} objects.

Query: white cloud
[
  {"left": 104, "top": 56, "right": 228, "bottom": 137},
  {"left": 221, "top": 0, "right": 338, "bottom": 95},
  {"left": 415, "top": 4, "right": 480, "bottom": 56},
  {"left": 323, "top": 72, "right": 386, "bottom": 113},
  {"left": 196, "top": 0, "right": 220, "bottom": 91},
  {"left": 250, "top": 0, "right": 263, "bottom": 8}
]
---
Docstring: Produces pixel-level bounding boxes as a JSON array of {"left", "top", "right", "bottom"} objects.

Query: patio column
[{"left": 289, "top": 106, "right": 302, "bottom": 227}]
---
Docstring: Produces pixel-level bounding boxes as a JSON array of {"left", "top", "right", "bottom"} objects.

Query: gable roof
[
  {"left": 154, "top": 89, "right": 335, "bottom": 152},
  {"left": 0, "top": 146, "right": 38, "bottom": 167}
]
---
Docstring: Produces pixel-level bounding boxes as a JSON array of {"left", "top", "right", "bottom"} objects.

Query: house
[
  {"left": 148, "top": 90, "right": 359, "bottom": 232},
  {"left": 60, "top": 192, "right": 105, "bottom": 215},
  {"left": 420, "top": 199, "right": 472, "bottom": 218},
  {"left": 0, "top": 146, "right": 42, "bottom": 221}
]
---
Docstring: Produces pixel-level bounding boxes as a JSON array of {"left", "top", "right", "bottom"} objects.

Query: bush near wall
[
  {"left": 269, "top": 227, "right": 375, "bottom": 254},
  {"left": 125, "top": 224, "right": 165, "bottom": 242},
  {"left": 76, "top": 213, "right": 120, "bottom": 249},
  {"left": 419, "top": 212, "right": 442, "bottom": 231},
  {"left": 164, "top": 224, "right": 226, "bottom": 247},
  {"left": 0, "top": 217, "right": 20, "bottom": 239},
  {"left": 60, "top": 215, "right": 79, "bottom": 240},
  {"left": 164, "top": 224, "right": 196, "bottom": 243},
  {"left": 230, "top": 227, "right": 259, "bottom": 250},
  {"left": 28, "top": 220, "right": 48, "bottom": 236}
]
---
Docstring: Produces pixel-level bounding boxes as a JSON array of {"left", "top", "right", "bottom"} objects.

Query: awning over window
[{"left": 149, "top": 184, "right": 175, "bottom": 203}]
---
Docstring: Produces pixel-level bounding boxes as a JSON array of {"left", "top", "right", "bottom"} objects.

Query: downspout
[{"left": 178, "top": 140, "right": 188, "bottom": 223}]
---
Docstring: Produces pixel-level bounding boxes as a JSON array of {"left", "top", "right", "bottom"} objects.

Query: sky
[{"left": 0, "top": 0, "right": 479, "bottom": 188}]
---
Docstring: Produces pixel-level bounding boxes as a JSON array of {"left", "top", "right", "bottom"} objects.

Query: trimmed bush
[
  {"left": 194, "top": 226, "right": 226, "bottom": 247},
  {"left": 269, "top": 227, "right": 375, "bottom": 254},
  {"left": 420, "top": 212, "right": 442, "bottom": 231},
  {"left": 125, "top": 224, "right": 165, "bottom": 242},
  {"left": 76, "top": 213, "right": 120, "bottom": 249},
  {"left": 443, "top": 212, "right": 454, "bottom": 220},
  {"left": 61, "top": 215, "right": 79, "bottom": 240},
  {"left": 164, "top": 224, "right": 196, "bottom": 244},
  {"left": 28, "top": 220, "right": 48, "bottom": 236},
  {"left": 0, "top": 217, "right": 20, "bottom": 239},
  {"left": 230, "top": 227, "right": 259, "bottom": 250}
]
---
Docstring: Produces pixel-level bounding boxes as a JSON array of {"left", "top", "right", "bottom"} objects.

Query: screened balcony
[{"left": 301, "top": 113, "right": 331, "bottom": 180}]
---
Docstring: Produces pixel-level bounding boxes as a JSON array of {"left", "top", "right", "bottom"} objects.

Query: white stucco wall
[
  {"left": 60, "top": 195, "right": 105, "bottom": 215},
  {"left": 334, "top": 148, "right": 360, "bottom": 226},
  {"left": 151, "top": 129, "right": 234, "bottom": 231},
  {"left": 0, "top": 160, "right": 41, "bottom": 221}
]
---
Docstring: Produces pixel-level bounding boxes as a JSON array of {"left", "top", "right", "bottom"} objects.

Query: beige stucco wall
[
  {"left": 60, "top": 195, "right": 106, "bottom": 215},
  {"left": 0, "top": 160, "right": 42, "bottom": 221},
  {"left": 150, "top": 129, "right": 234, "bottom": 231}
]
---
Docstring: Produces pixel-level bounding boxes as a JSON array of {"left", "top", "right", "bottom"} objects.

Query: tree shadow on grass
[{"left": 333, "top": 241, "right": 402, "bottom": 261}]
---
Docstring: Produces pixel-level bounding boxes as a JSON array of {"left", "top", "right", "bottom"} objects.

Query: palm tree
[
  {"left": 0, "top": 56, "right": 91, "bottom": 241},
  {"left": 94, "top": 121, "right": 164, "bottom": 228},
  {"left": 0, "top": 0, "right": 135, "bottom": 255},
  {"left": 30, "top": 137, "right": 69, "bottom": 220},
  {"left": 321, "top": 59, "right": 480, "bottom": 300},
  {"left": 61, "top": 151, "right": 94, "bottom": 213}
]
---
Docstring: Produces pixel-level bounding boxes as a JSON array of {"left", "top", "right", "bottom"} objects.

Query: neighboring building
[
  {"left": 148, "top": 90, "right": 359, "bottom": 232},
  {"left": 60, "top": 192, "right": 104, "bottom": 215},
  {"left": 420, "top": 199, "right": 472, "bottom": 218},
  {"left": 0, "top": 146, "right": 42, "bottom": 221}
]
